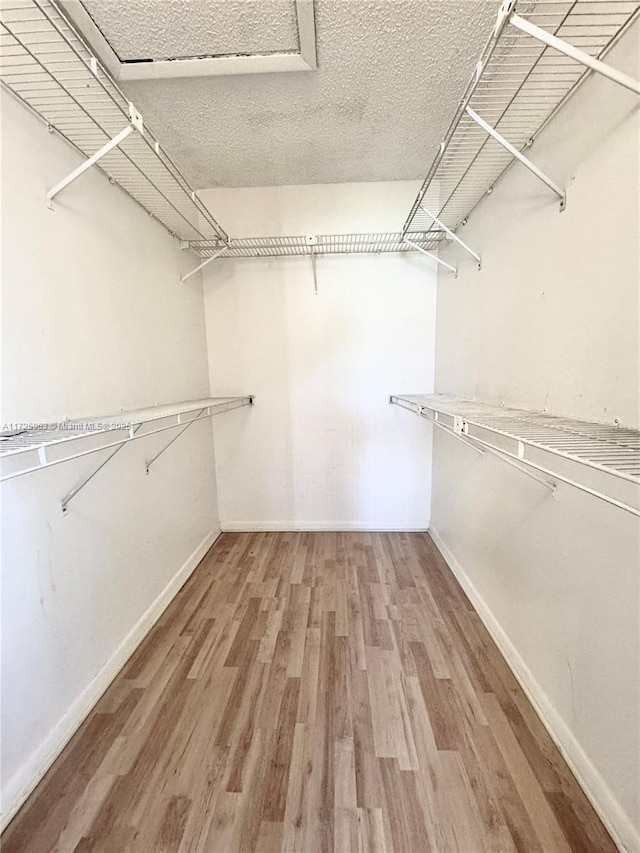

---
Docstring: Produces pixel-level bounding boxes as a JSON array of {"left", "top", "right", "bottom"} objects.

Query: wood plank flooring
[{"left": 2, "top": 532, "right": 617, "bottom": 852}]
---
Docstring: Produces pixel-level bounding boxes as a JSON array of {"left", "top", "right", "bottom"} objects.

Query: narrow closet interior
[{"left": 1, "top": 1, "right": 639, "bottom": 851}]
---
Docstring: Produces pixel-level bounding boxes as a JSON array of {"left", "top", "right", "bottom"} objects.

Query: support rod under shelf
[
  {"left": 61, "top": 424, "right": 142, "bottom": 514},
  {"left": 47, "top": 124, "right": 133, "bottom": 209},
  {"left": 465, "top": 107, "right": 566, "bottom": 210},
  {"left": 418, "top": 206, "right": 482, "bottom": 267},
  {"left": 181, "top": 246, "right": 228, "bottom": 283},
  {"left": 46, "top": 102, "right": 143, "bottom": 209},
  {"left": 145, "top": 408, "right": 205, "bottom": 473},
  {"left": 403, "top": 239, "right": 457, "bottom": 275}
]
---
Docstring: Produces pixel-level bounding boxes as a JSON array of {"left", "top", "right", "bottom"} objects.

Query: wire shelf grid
[
  {"left": 188, "top": 232, "right": 447, "bottom": 259},
  {"left": 403, "top": 0, "right": 640, "bottom": 238},
  {"left": 0, "top": 0, "right": 228, "bottom": 243},
  {"left": 0, "top": 396, "right": 253, "bottom": 480},
  {"left": 391, "top": 393, "right": 640, "bottom": 483}
]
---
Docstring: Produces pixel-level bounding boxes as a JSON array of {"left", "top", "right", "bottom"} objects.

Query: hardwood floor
[{"left": 2, "top": 532, "right": 617, "bottom": 853}]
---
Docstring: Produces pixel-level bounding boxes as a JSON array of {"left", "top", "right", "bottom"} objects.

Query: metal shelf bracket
[
  {"left": 403, "top": 238, "right": 457, "bottom": 276},
  {"left": 181, "top": 246, "right": 228, "bottom": 283},
  {"left": 509, "top": 12, "right": 640, "bottom": 97},
  {"left": 418, "top": 206, "right": 482, "bottom": 269},
  {"left": 307, "top": 235, "right": 319, "bottom": 294},
  {"left": 61, "top": 423, "right": 141, "bottom": 514},
  {"left": 46, "top": 102, "right": 144, "bottom": 210},
  {"left": 145, "top": 408, "right": 205, "bottom": 473},
  {"left": 465, "top": 107, "right": 566, "bottom": 211}
]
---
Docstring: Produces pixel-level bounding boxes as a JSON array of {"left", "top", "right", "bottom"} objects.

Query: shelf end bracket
[
  {"left": 46, "top": 103, "right": 144, "bottom": 210},
  {"left": 418, "top": 206, "right": 481, "bottom": 268},
  {"left": 465, "top": 107, "right": 566, "bottom": 211},
  {"left": 61, "top": 423, "right": 141, "bottom": 515},
  {"left": 146, "top": 408, "right": 205, "bottom": 474},
  {"left": 403, "top": 238, "right": 457, "bottom": 276},
  {"left": 181, "top": 246, "right": 228, "bottom": 283}
]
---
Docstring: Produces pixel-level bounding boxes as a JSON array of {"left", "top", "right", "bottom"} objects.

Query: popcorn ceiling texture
[
  {"left": 85, "top": 0, "right": 498, "bottom": 187},
  {"left": 83, "top": 0, "right": 300, "bottom": 59}
]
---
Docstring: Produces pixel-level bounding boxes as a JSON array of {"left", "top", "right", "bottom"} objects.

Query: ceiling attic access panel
[
  {"left": 83, "top": 0, "right": 300, "bottom": 60},
  {"left": 58, "top": 0, "right": 318, "bottom": 79}
]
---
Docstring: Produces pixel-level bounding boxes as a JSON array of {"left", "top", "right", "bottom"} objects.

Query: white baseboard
[
  {"left": 221, "top": 521, "right": 429, "bottom": 532},
  {"left": 0, "top": 526, "right": 221, "bottom": 832},
  {"left": 429, "top": 526, "right": 639, "bottom": 853}
]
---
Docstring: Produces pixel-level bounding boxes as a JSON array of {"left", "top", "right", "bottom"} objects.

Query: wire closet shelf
[
  {"left": 0, "top": 396, "right": 253, "bottom": 482},
  {"left": 187, "top": 232, "right": 447, "bottom": 259},
  {"left": 0, "top": 0, "right": 228, "bottom": 243},
  {"left": 402, "top": 0, "right": 640, "bottom": 239},
  {"left": 390, "top": 394, "right": 640, "bottom": 517}
]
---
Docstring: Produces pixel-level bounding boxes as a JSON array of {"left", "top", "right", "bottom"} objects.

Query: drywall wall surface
[
  {"left": 200, "top": 182, "right": 436, "bottom": 530},
  {"left": 0, "top": 93, "right": 219, "bottom": 825},
  {"left": 432, "top": 23, "right": 639, "bottom": 852}
]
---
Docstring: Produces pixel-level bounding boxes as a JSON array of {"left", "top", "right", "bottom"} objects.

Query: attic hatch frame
[
  {"left": 57, "top": 0, "right": 318, "bottom": 81},
  {"left": 401, "top": 0, "right": 640, "bottom": 247}
]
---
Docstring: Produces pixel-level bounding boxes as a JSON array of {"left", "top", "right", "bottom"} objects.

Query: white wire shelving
[
  {"left": 0, "top": 396, "right": 254, "bottom": 510},
  {"left": 390, "top": 393, "right": 640, "bottom": 517},
  {"left": 0, "top": 0, "right": 228, "bottom": 243},
  {"left": 187, "top": 232, "right": 446, "bottom": 259},
  {"left": 0, "top": 0, "right": 449, "bottom": 270},
  {"left": 178, "top": 232, "right": 453, "bottom": 283},
  {"left": 0, "top": 0, "right": 465, "bottom": 265},
  {"left": 402, "top": 0, "right": 640, "bottom": 240},
  {"left": 3, "top": 0, "right": 639, "bottom": 261}
]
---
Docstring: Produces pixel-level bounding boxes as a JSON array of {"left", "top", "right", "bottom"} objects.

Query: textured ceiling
[{"left": 85, "top": 0, "right": 498, "bottom": 187}]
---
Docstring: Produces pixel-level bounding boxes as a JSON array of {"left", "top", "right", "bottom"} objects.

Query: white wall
[
  {"left": 0, "top": 93, "right": 219, "bottom": 826},
  {"left": 199, "top": 182, "right": 436, "bottom": 530},
  {"left": 431, "top": 23, "right": 640, "bottom": 853}
]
